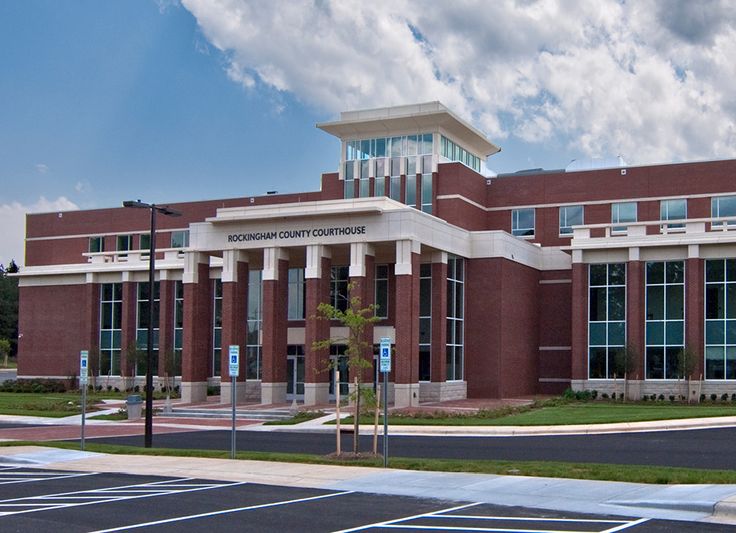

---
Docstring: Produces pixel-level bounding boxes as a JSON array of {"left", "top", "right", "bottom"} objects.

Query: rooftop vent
[{"left": 565, "top": 156, "right": 628, "bottom": 172}]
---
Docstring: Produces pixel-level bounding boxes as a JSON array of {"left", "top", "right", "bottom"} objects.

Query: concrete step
[{"left": 164, "top": 407, "right": 295, "bottom": 421}]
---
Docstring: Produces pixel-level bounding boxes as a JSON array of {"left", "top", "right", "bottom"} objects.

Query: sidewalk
[{"left": 1, "top": 445, "right": 735, "bottom": 524}]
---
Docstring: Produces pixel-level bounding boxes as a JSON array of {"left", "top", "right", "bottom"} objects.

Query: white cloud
[
  {"left": 35, "top": 164, "right": 49, "bottom": 174},
  {"left": 180, "top": 0, "right": 736, "bottom": 166},
  {"left": 0, "top": 197, "right": 79, "bottom": 268}
]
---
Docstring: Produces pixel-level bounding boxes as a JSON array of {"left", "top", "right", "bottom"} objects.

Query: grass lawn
[
  {"left": 339, "top": 402, "right": 736, "bottom": 426},
  {"left": 18, "top": 440, "right": 736, "bottom": 485},
  {"left": 0, "top": 391, "right": 129, "bottom": 417}
]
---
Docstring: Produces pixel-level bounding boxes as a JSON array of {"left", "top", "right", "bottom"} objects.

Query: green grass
[
  {"left": 10, "top": 440, "right": 736, "bottom": 485},
  {"left": 339, "top": 402, "right": 736, "bottom": 426}
]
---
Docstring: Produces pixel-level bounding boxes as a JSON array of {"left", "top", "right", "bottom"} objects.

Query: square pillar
[
  {"left": 431, "top": 255, "right": 448, "bottom": 383},
  {"left": 349, "top": 242, "right": 375, "bottom": 385},
  {"left": 157, "top": 275, "right": 175, "bottom": 383},
  {"left": 686, "top": 255, "right": 704, "bottom": 378},
  {"left": 220, "top": 250, "right": 249, "bottom": 404},
  {"left": 181, "top": 253, "right": 211, "bottom": 403},
  {"left": 626, "top": 258, "right": 644, "bottom": 381},
  {"left": 261, "top": 247, "right": 289, "bottom": 404},
  {"left": 394, "top": 240, "right": 421, "bottom": 407},
  {"left": 571, "top": 261, "right": 588, "bottom": 384},
  {"left": 304, "top": 245, "right": 331, "bottom": 405}
]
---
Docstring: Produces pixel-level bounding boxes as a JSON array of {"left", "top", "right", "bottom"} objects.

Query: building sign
[{"left": 227, "top": 225, "right": 367, "bottom": 243}]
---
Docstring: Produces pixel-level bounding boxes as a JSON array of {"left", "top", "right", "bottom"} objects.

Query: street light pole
[{"left": 123, "top": 200, "right": 181, "bottom": 448}]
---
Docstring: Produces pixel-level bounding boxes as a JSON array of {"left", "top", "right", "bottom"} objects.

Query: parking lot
[{"left": 0, "top": 466, "right": 731, "bottom": 532}]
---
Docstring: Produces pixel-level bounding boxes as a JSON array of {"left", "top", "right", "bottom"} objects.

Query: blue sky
[{"left": 2, "top": 1, "right": 736, "bottom": 266}]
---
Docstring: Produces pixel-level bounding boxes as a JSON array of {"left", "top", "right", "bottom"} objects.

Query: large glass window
[
  {"left": 705, "top": 259, "right": 736, "bottom": 379},
  {"left": 344, "top": 161, "right": 355, "bottom": 199},
  {"left": 136, "top": 281, "right": 160, "bottom": 376},
  {"left": 559, "top": 205, "right": 584, "bottom": 235},
  {"left": 330, "top": 266, "right": 350, "bottom": 312},
  {"left": 117, "top": 235, "right": 132, "bottom": 258},
  {"left": 511, "top": 208, "right": 535, "bottom": 237},
  {"left": 440, "top": 135, "right": 480, "bottom": 172},
  {"left": 588, "top": 263, "right": 626, "bottom": 379},
  {"left": 446, "top": 256, "right": 464, "bottom": 381},
  {"left": 405, "top": 174, "right": 416, "bottom": 209},
  {"left": 212, "top": 279, "right": 222, "bottom": 376},
  {"left": 389, "top": 157, "right": 401, "bottom": 202},
  {"left": 288, "top": 268, "right": 305, "bottom": 320},
  {"left": 419, "top": 264, "right": 432, "bottom": 381},
  {"left": 99, "top": 283, "right": 122, "bottom": 376},
  {"left": 645, "top": 261, "right": 685, "bottom": 379},
  {"left": 660, "top": 199, "right": 687, "bottom": 230},
  {"left": 374, "top": 159, "right": 386, "bottom": 197},
  {"left": 711, "top": 196, "right": 736, "bottom": 228},
  {"left": 611, "top": 202, "right": 637, "bottom": 233},
  {"left": 374, "top": 264, "right": 389, "bottom": 319},
  {"left": 247, "top": 270, "right": 263, "bottom": 380}
]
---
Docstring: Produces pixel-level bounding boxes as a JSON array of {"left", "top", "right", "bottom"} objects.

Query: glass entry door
[{"left": 286, "top": 345, "right": 304, "bottom": 400}]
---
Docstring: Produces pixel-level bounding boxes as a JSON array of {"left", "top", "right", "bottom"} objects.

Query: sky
[{"left": 2, "top": 0, "right": 736, "bottom": 267}]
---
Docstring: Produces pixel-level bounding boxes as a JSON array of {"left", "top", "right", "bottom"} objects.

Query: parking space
[{"left": 0, "top": 467, "right": 731, "bottom": 532}]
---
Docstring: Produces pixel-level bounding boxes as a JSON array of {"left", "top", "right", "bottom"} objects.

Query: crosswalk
[{"left": 0, "top": 476, "right": 246, "bottom": 517}]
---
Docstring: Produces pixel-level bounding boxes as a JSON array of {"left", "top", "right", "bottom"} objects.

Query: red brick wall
[
  {"left": 182, "top": 263, "right": 212, "bottom": 383},
  {"left": 394, "top": 254, "right": 420, "bottom": 384},
  {"left": 261, "top": 259, "right": 288, "bottom": 384},
  {"left": 537, "top": 270, "right": 573, "bottom": 393},
  {"left": 18, "top": 284, "right": 87, "bottom": 377},
  {"left": 571, "top": 263, "right": 588, "bottom": 380},
  {"left": 221, "top": 262, "right": 248, "bottom": 381},
  {"left": 465, "top": 258, "right": 540, "bottom": 398}
]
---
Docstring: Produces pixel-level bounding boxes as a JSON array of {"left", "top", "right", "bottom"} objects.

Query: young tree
[
  {"left": 613, "top": 343, "right": 639, "bottom": 401},
  {"left": 676, "top": 345, "right": 698, "bottom": 403},
  {"left": 0, "top": 338, "right": 10, "bottom": 368},
  {"left": 313, "top": 281, "right": 379, "bottom": 456},
  {"left": 0, "top": 260, "right": 19, "bottom": 360}
]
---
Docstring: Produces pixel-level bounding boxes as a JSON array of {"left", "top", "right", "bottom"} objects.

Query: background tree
[
  {"left": 0, "top": 339, "right": 10, "bottom": 368},
  {"left": 0, "top": 260, "right": 19, "bottom": 361},
  {"left": 313, "top": 281, "right": 379, "bottom": 456}
]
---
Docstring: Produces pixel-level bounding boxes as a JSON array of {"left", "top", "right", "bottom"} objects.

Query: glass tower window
[
  {"left": 446, "top": 256, "right": 464, "bottom": 381},
  {"left": 419, "top": 263, "right": 432, "bottom": 381},
  {"left": 440, "top": 135, "right": 480, "bottom": 172},
  {"left": 247, "top": 270, "right": 263, "bottom": 380},
  {"left": 330, "top": 266, "right": 349, "bottom": 313},
  {"left": 212, "top": 279, "right": 222, "bottom": 376},
  {"left": 705, "top": 259, "right": 736, "bottom": 379},
  {"left": 288, "top": 268, "right": 305, "bottom": 320},
  {"left": 136, "top": 281, "right": 160, "bottom": 376},
  {"left": 173, "top": 280, "right": 183, "bottom": 376},
  {"left": 512, "top": 208, "right": 535, "bottom": 237},
  {"left": 99, "top": 283, "right": 122, "bottom": 376},
  {"left": 374, "top": 264, "right": 389, "bottom": 319},
  {"left": 645, "top": 261, "right": 684, "bottom": 379},
  {"left": 588, "top": 263, "right": 626, "bottom": 379}
]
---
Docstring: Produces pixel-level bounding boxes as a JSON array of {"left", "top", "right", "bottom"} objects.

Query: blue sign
[
  {"left": 379, "top": 337, "right": 391, "bottom": 373},
  {"left": 79, "top": 350, "right": 89, "bottom": 385},
  {"left": 228, "top": 345, "right": 240, "bottom": 377}
]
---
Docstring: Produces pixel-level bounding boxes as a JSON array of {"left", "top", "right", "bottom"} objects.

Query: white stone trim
[
  {"left": 349, "top": 242, "right": 374, "bottom": 277},
  {"left": 305, "top": 244, "right": 331, "bottom": 279},
  {"left": 26, "top": 226, "right": 191, "bottom": 242},
  {"left": 539, "top": 346, "right": 572, "bottom": 351},
  {"left": 183, "top": 252, "right": 208, "bottom": 284},
  {"left": 395, "top": 240, "right": 419, "bottom": 275},
  {"left": 263, "top": 247, "right": 289, "bottom": 281},
  {"left": 221, "top": 250, "right": 248, "bottom": 283},
  {"left": 538, "top": 279, "right": 571, "bottom": 284}
]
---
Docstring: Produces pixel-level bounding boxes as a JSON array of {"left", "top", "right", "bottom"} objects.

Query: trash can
[{"left": 126, "top": 394, "right": 143, "bottom": 420}]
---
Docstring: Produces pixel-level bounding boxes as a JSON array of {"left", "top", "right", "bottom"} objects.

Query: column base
[
  {"left": 261, "top": 382, "right": 287, "bottom": 404},
  {"left": 181, "top": 381, "right": 208, "bottom": 404},
  {"left": 394, "top": 383, "right": 420, "bottom": 407},
  {"left": 220, "top": 380, "right": 248, "bottom": 404},
  {"left": 304, "top": 382, "right": 329, "bottom": 406}
]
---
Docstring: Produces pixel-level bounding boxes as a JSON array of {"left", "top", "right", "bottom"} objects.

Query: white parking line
[
  {"left": 92, "top": 490, "right": 356, "bottom": 532},
  {"left": 0, "top": 469, "right": 96, "bottom": 485},
  {"left": 0, "top": 477, "right": 246, "bottom": 517},
  {"left": 334, "top": 502, "right": 650, "bottom": 533}
]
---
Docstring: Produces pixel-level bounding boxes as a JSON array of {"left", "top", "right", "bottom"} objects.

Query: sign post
[
  {"left": 228, "top": 345, "right": 240, "bottom": 459},
  {"left": 79, "top": 350, "right": 89, "bottom": 451},
  {"left": 379, "top": 337, "right": 391, "bottom": 468}
]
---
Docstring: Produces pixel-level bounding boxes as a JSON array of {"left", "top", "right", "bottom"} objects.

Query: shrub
[
  {"left": 669, "top": 395, "right": 675, "bottom": 402},
  {"left": 601, "top": 393, "right": 609, "bottom": 399},
  {"left": 731, "top": 393, "right": 736, "bottom": 402},
  {"left": 562, "top": 388, "right": 576, "bottom": 400},
  {"left": 641, "top": 394, "right": 648, "bottom": 401},
  {"left": 722, "top": 393, "right": 729, "bottom": 402},
  {"left": 701, "top": 394, "right": 706, "bottom": 402},
  {"left": 711, "top": 393, "right": 718, "bottom": 402},
  {"left": 591, "top": 390, "right": 598, "bottom": 400},
  {"left": 0, "top": 379, "right": 68, "bottom": 393},
  {"left": 658, "top": 394, "right": 665, "bottom": 401}
]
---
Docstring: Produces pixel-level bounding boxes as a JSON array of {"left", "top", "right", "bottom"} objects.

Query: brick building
[{"left": 16, "top": 102, "right": 736, "bottom": 405}]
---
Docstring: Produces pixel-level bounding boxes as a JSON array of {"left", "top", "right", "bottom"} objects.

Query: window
[
  {"left": 645, "top": 261, "right": 685, "bottom": 379},
  {"left": 89, "top": 236, "right": 104, "bottom": 253},
  {"left": 588, "top": 263, "right": 626, "bottom": 379},
  {"left": 660, "top": 199, "right": 687, "bottom": 230},
  {"left": 171, "top": 230, "right": 189, "bottom": 248},
  {"left": 446, "top": 256, "right": 464, "bottom": 381},
  {"left": 711, "top": 196, "right": 736, "bottom": 228},
  {"left": 136, "top": 281, "right": 160, "bottom": 376},
  {"left": 611, "top": 202, "right": 637, "bottom": 233},
  {"left": 374, "top": 265, "right": 389, "bottom": 319},
  {"left": 705, "top": 259, "right": 736, "bottom": 379},
  {"left": 288, "top": 268, "right": 305, "bottom": 320},
  {"left": 329, "top": 344, "right": 349, "bottom": 397},
  {"left": 213, "top": 279, "right": 222, "bottom": 376},
  {"left": 117, "top": 235, "right": 132, "bottom": 256},
  {"left": 330, "top": 266, "right": 349, "bottom": 313},
  {"left": 173, "top": 280, "right": 183, "bottom": 376},
  {"left": 389, "top": 157, "right": 401, "bottom": 202},
  {"left": 421, "top": 155, "right": 432, "bottom": 214},
  {"left": 359, "top": 160, "right": 370, "bottom": 198},
  {"left": 559, "top": 205, "right": 584, "bottom": 235},
  {"left": 511, "top": 208, "right": 535, "bottom": 237},
  {"left": 405, "top": 174, "right": 416, "bottom": 208},
  {"left": 99, "top": 283, "right": 122, "bottom": 376},
  {"left": 440, "top": 135, "right": 480, "bottom": 172},
  {"left": 374, "top": 159, "right": 386, "bottom": 197},
  {"left": 247, "top": 270, "right": 263, "bottom": 380},
  {"left": 344, "top": 161, "right": 355, "bottom": 199},
  {"left": 140, "top": 233, "right": 151, "bottom": 251},
  {"left": 419, "top": 264, "right": 432, "bottom": 381}
]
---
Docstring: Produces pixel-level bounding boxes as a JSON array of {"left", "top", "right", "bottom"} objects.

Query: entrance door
[{"left": 286, "top": 345, "right": 304, "bottom": 401}]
